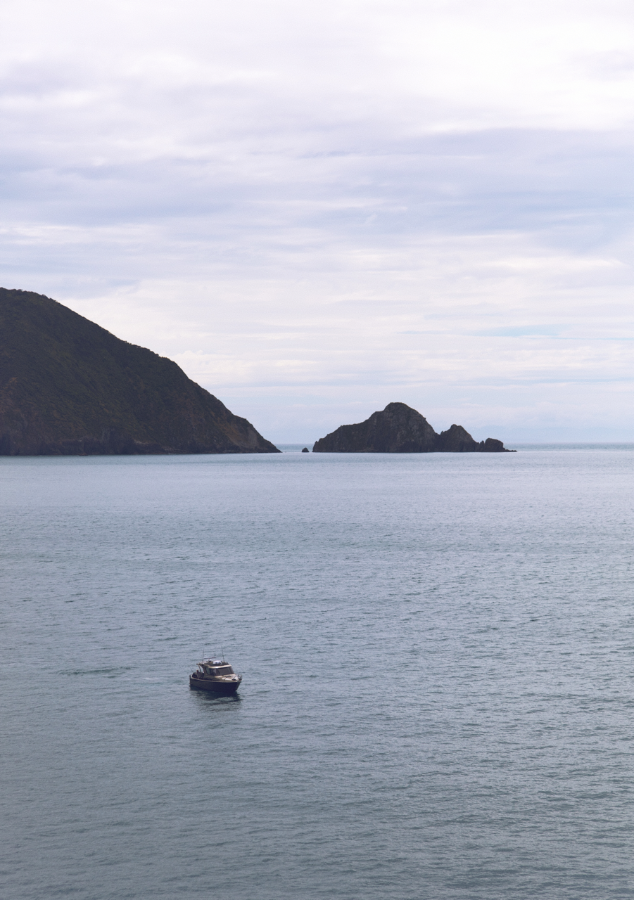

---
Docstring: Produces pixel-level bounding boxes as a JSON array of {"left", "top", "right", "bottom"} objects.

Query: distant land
[
  {"left": 312, "top": 402, "right": 513, "bottom": 452},
  {"left": 0, "top": 288, "right": 280, "bottom": 456}
]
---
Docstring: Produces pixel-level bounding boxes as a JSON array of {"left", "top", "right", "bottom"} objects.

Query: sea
[{"left": 2, "top": 446, "right": 634, "bottom": 900}]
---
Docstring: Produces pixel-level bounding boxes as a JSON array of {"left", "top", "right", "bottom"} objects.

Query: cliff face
[
  {"left": 0, "top": 288, "right": 280, "bottom": 456},
  {"left": 312, "top": 403, "right": 512, "bottom": 453},
  {"left": 435, "top": 424, "right": 478, "bottom": 452}
]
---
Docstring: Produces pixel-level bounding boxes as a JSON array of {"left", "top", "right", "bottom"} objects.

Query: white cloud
[{"left": 2, "top": 0, "right": 634, "bottom": 440}]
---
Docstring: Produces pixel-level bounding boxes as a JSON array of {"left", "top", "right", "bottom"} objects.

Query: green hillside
[{"left": 0, "top": 288, "right": 279, "bottom": 455}]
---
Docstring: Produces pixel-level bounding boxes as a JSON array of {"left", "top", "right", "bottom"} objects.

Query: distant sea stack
[
  {"left": 0, "top": 288, "right": 280, "bottom": 456},
  {"left": 312, "top": 402, "right": 513, "bottom": 453}
]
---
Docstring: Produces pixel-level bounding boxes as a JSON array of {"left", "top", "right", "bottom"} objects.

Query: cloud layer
[{"left": 2, "top": 0, "right": 634, "bottom": 440}]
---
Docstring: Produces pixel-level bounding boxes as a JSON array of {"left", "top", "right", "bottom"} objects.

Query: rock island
[{"left": 312, "top": 402, "right": 512, "bottom": 453}]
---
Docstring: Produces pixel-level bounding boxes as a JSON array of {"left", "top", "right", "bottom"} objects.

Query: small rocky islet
[{"left": 312, "top": 402, "right": 513, "bottom": 453}]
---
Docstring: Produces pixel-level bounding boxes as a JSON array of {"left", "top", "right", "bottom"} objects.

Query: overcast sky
[{"left": 2, "top": 0, "right": 634, "bottom": 442}]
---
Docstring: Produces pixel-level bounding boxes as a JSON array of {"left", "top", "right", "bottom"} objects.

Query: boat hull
[{"left": 189, "top": 675, "right": 241, "bottom": 695}]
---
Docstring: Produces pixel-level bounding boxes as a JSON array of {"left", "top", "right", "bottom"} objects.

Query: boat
[{"left": 189, "top": 657, "right": 242, "bottom": 694}]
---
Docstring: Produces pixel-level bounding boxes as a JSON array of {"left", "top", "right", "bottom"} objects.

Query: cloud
[{"left": 2, "top": 0, "right": 634, "bottom": 439}]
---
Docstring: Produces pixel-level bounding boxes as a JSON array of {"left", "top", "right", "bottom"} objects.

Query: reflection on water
[{"left": 191, "top": 691, "right": 243, "bottom": 708}]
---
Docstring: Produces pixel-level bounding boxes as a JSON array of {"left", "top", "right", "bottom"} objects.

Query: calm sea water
[{"left": 2, "top": 449, "right": 634, "bottom": 900}]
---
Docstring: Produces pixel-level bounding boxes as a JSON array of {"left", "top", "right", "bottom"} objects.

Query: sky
[{"left": 2, "top": 0, "right": 634, "bottom": 442}]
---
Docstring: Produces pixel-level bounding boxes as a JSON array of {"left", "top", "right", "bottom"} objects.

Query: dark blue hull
[{"left": 189, "top": 675, "right": 241, "bottom": 694}]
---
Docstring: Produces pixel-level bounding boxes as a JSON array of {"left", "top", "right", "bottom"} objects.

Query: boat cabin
[{"left": 197, "top": 659, "right": 235, "bottom": 677}]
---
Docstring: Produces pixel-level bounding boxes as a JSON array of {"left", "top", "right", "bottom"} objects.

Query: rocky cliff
[
  {"left": 0, "top": 288, "right": 280, "bottom": 456},
  {"left": 312, "top": 403, "right": 512, "bottom": 453}
]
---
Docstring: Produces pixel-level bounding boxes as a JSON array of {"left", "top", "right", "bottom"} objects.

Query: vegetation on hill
[{"left": 0, "top": 288, "right": 279, "bottom": 455}]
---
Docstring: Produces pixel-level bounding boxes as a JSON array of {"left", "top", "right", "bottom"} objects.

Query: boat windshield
[{"left": 211, "top": 665, "right": 234, "bottom": 675}]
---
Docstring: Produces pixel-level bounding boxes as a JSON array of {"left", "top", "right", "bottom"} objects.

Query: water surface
[{"left": 2, "top": 450, "right": 634, "bottom": 899}]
